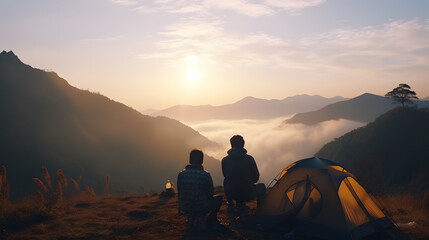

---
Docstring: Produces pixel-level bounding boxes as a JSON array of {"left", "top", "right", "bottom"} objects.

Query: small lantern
[
  {"left": 164, "top": 180, "right": 175, "bottom": 197},
  {"left": 166, "top": 180, "right": 173, "bottom": 189}
]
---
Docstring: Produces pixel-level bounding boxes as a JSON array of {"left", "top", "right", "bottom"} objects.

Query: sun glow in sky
[
  {"left": 184, "top": 55, "right": 202, "bottom": 84},
  {"left": 1, "top": 0, "right": 429, "bottom": 110},
  {"left": 187, "top": 67, "right": 201, "bottom": 84}
]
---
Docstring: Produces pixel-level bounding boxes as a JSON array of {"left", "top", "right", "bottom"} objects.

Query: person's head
[
  {"left": 189, "top": 149, "right": 204, "bottom": 165},
  {"left": 230, "top": 135, "right": 245, "bottom": 148}
]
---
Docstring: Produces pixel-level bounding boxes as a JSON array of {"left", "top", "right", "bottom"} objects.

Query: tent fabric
[
  {"left": 257, "top": 157, "right": 394, "bottom": 240},
  {"left": 338, "top": 178, "right": 370, "bottom": 228},
  {"left": 346, "top": 177, "right": 385, "bottom": 219}
]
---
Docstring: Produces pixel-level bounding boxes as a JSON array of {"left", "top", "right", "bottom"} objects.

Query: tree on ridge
[{"left": 385, "top": 83, "right": 418, "bottom": 107}]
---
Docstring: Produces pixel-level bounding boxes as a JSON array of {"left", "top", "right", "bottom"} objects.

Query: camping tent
[{"left": 257, "top": 157, "right": 395, "bottom": 240}]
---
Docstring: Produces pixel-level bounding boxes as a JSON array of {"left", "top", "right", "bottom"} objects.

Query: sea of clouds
[{"left": 186, "top": 116, "right": 365, "bottom": 185}]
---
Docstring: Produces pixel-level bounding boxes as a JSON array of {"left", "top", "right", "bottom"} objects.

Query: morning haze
[{"left": 1, "top": 0, "right": 429, "bottom": 239}]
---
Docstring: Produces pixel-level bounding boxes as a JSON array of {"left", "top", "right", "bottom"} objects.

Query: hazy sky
[{"left": 1, "top": 0, "right": 429, "bottom": 110}]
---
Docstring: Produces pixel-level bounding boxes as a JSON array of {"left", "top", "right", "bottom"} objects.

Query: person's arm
[
  {"left": 177, "top": 173, "right": 182, "bottom": 197},
  {"left": 177, "top": 173, "right": 182, "bottom": 214},
  {"left": 249, "top": 156, "right": 260, "bottom": 183},
  {"left": 221, "top": 158, "right": 227, "bottom": 178},
  {"left": 207, "top": 173, "right": 214, "bottom": 197}
]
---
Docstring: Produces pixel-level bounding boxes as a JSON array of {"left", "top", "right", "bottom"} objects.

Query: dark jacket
[
  {"left": 222, "top": 147, "right": 259, "bottom": 202},
  {"left": 177, "top": 164, "right": 214, "bottom": 213}
]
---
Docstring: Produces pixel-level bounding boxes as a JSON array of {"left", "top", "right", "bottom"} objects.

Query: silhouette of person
[
  {"left": 177, "top": 149, "right": 222, "bottom": 230},
  {"left": 222, "top": 135, "right": 265, "bottom": 215}
]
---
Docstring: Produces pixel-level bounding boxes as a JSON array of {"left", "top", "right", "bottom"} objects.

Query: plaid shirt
[{"left": 177, "top": 164, "right": 214, "bottom": 213}]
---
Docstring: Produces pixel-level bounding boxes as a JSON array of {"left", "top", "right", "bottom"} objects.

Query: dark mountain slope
[
  {"left": 0, "top": 51, "right": 221, "bottom": 199},
  {"left": 286, "top": 93, "right": 429, "bottom": 125},
  {"left": 316, "top": 107, "right": 429, "bottom": 194},
  {"left": 153, "top": 95, "right": 346, "bottom": 121}
]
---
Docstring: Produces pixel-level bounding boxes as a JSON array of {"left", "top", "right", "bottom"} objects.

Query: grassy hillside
[
  {"left": 1, "top": 191, "right": 428, "bottom": 240},
  {"left": 316, "top": 107, "right": 429, "bottom": 194},
  {"left": 0, "top": 51, "right": 222, "bottom": 199}
]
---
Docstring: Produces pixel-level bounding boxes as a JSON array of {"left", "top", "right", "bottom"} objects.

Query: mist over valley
[{"left": 186, "top": 117, "right": 365, "bottom": 184}]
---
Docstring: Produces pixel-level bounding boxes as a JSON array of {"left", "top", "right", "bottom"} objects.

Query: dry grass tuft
[
  {"left": 41, "top": 166, "right": 52, "bottom": 190},
  {"left": 71, "top": 176, "right": 82, "bottom": 193},
  {"left": 32, "top": 178, "right": 47, "bottom": 193},
  {"left": 376, "top": 194, "right": 429, "bottom": 240},
  {"left": 1, "top": 166, "right": 101, "bottom": 239},
  {"left": 0, "top": 165, "right": 10, "bottom": 201},
  {"left": 57, "top": 180, "right": 63, "bottom": 203},
  {"left": 33, "top": 167, "right": 75, "bottom": 208},
  {"left": 35, "top": 190, "right": 45, "bottom": 204},
  {"left": 56, "top": 169, "right": 68, "bottom": 189},
  {"left": 84, "top": 186, "right": 96, "bottom": 199},
  {"left": 0, "top": 165, "right": 11, "bottom": 224}
]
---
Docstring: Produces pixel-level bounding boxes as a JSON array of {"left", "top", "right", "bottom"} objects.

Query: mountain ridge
[
  {"left": 152, "top": 95, "right": 348, "bottom": 121},
  {"left": 285, "top": 93, "right": 429, "bottom": 125},
  {"left": 0, "top": 51, "right": 222, "bottom": 199},
  {"left": 0, "top": 50, "right": 22, "bottom": 63}
]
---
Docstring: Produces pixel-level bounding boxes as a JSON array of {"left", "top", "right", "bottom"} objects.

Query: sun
[{"left": 186, "top": 67, "right": 201, "bottom": 83}]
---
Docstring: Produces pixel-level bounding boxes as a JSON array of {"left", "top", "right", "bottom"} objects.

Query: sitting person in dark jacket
[
  {"left": 177, "top": 149, "right": 222, "bottom": 229},
  {"left": 222, "top": 135, "right": 266, "bottom": 215}
]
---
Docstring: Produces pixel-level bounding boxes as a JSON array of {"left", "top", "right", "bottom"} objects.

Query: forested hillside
[
  {"left": 317, "top": 107, "right": 429, "bottom": 194},
  {"left": 286, "top": 93, "right": 429, "bottom": 125}
]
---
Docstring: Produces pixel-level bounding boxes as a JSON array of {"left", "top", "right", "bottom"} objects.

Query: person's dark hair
[
  {"left": 230, "top": 135, "right": 245, "bottom": 148},
  {"left": 189, "top": 149, "right": 204, "bottom": 165}
]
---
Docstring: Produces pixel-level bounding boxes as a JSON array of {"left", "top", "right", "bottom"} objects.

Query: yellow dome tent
[{"left": 257, "top": 157, "right": 398, "bottom": 240}]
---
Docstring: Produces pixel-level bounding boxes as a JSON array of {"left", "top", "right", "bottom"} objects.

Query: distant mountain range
[
  {"left": 423, "top": 96, "right": 429, "bottom": 101},
  {"left": 0, "top": 51, "right": 222, "bottom": 199},
  {"left": 316, "top": 107, "right": 429, "bottom": 194},
  {"left": 140, "top": 108, "right": 159, "bottom": 115},
  {"left": 285, "top": 93, "right": 429, "bottom": 125},
  {"left": 151, "top": 95, "right": 347, "bottom": 121}
]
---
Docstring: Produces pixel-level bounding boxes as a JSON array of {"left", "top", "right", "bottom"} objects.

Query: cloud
[
  {"left": 140, "top": 18, "right": 297, "bottom": 68},
  {"left": 78, "top": 35, "right": 126, "bottom": 42},
  {"left": 129, "top": 0, "right": 324, "bottom": 17},
  {"left": 134, "top": 5, "right": 156, "bottom": 13},
  {"left": 160, "top": 18, "right": 223, "bottom": 38},
  {"left": 204, "top": 0, "right": 275, "bottom": 17},
  {"left": 166, "top": 5, "right": 208, "bottom": 14},
  {"left": 111, "top": 0, "right": 138, "bottom": 6},
  {"left": 140, "top": 18, "right": 429, "bottom": 73},
  {"left": 264, "top": 0, "right": 327, "bottom": 9},
  {"left": 187, "top": 117, "right": 365, "bottom": 184},
  {"left": 154, "top": 0, "right": 174, "bottom": 3},
  {"left": 305, "top": 19, "right": 429, "bottom": 69},
  {"left": 139, "top": 18, "right": 239, "bottom": 66}
]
